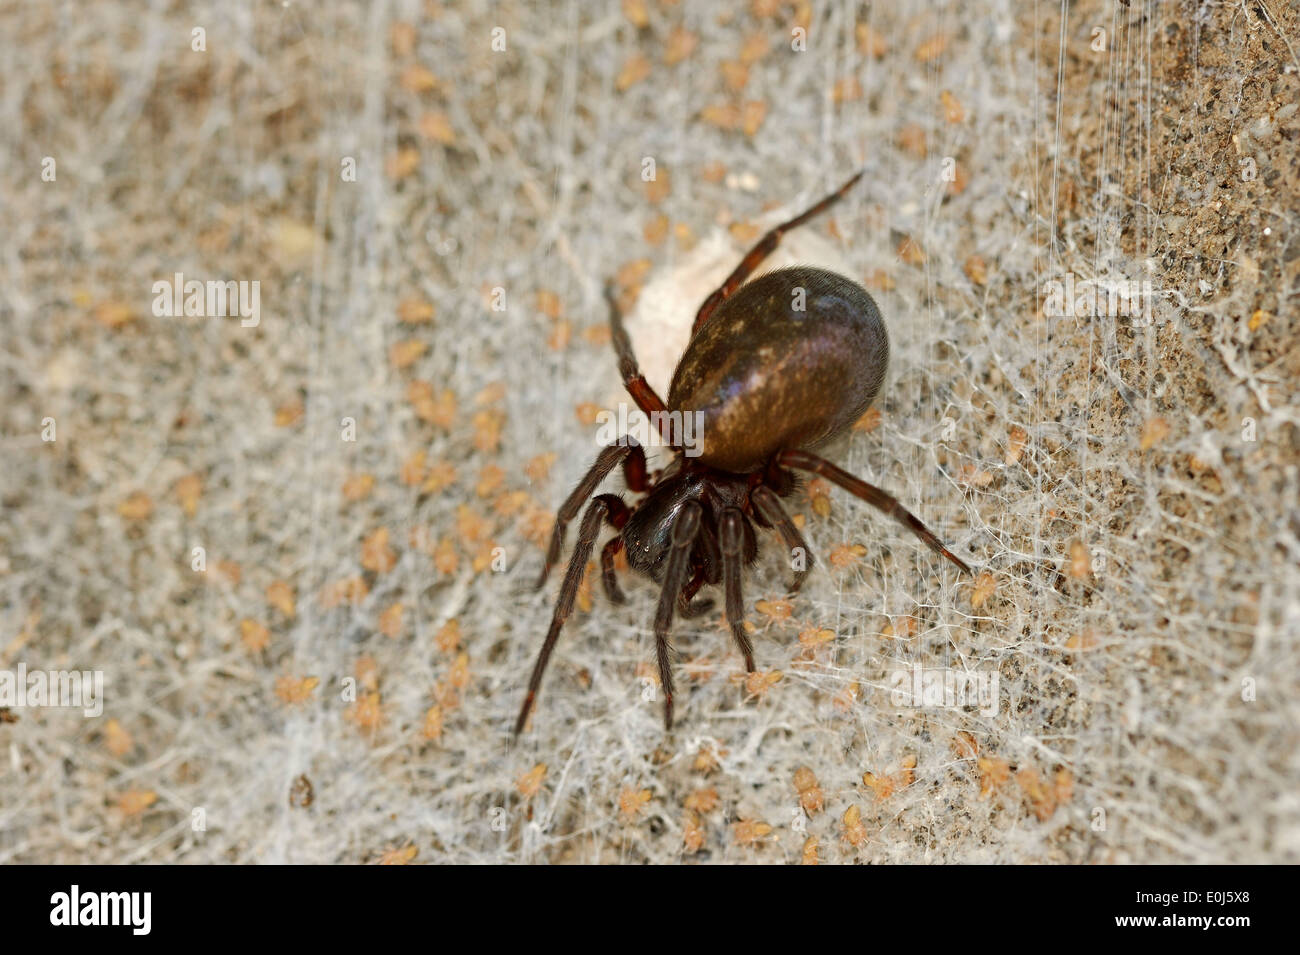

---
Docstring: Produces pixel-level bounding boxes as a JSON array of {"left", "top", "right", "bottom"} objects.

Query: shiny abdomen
[{"left": 667, "top": 267, "right": 888, "bottom": 474}]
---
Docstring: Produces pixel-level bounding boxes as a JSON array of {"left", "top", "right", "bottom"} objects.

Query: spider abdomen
[{"left": 666, "top": 266, "right": 887, "bottom": 474}]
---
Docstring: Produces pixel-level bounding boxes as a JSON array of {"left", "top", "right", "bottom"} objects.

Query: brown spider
[{"left": 517, "top": 171, "right": 971, "bottom": 734}]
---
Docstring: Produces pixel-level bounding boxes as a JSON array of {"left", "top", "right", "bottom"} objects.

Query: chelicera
[{"left": 516, "top": 171, "right": 972, "bottom": 734}]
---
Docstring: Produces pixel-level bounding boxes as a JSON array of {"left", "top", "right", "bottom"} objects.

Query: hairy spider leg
[
  {"left": 676, "top": 521, "right": 719, "bottom": 618},
  {"left": 606, "top": 285, "right": 680, "bottom": 448},
  {"left": 776, "top": 449, "right": 972, "bottom": 573},
  {"left": 536, "top": 441, "right": 646, "bottom": 588},
  {"left": 516, "top": 497, "right": 611, "bottom": 736},
  {"left": 718, "top": 508, "right": 757, "bottom": 673},
  {"left": 652, "top": 500, "right": 703, "bottom": 729},
  {"left": 600, "top": 538, "right": 626, "bottom": 604},
  {"left": 751, "top": 484, "right": 814, "bottom": 593},
  {"left": 676, "top": 562, "right": 716, "bottom": 619},
  {"left": 692, "top": 170, "right": 865, "bottom": 336},
  {"left": 593, "top": 493, "right": 631, "bottom": 604}
]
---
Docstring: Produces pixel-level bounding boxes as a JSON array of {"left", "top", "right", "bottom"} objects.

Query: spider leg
[
  {"left": 515, "top": 496, "right": 610, "bottom": 736},
  {"left": 593, "top": 492, "right": 632, "bottom": 604},
  {"left": 620, "top": 438, "right": 650, "bottom": 493},
  {"left": 653, "top": 500, "right": 703, "bottom": 730},
  {"left": 600, "top": 537, "right": 626, "bottom": 604},
  {"left": 676, "top": 520, "right": 719, "bottom": 617},
  {"left": 718, "top": 507, "right": 757, "bottom": 673},
  {"left": 537, "top": 441, "right": 646, "bottom": 588},
  {"left": 751, "top": 484, "right": 813, "bottom": 593},
  {"left": 692, "top": 170, "right": 864, "bottom": 336},
  {"left": 606, "top": 286, "right": 678, "bottom": 447},
  {"left": 776, "top": 449, "right": 972, "bottom": 573},
  {"left": 677, "top": 563, "right": 715, "bottom": 619}
]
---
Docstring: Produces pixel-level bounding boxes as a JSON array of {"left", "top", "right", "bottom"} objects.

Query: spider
[{"left": 516, "top": 171, "right": 972, "bottom": 734}]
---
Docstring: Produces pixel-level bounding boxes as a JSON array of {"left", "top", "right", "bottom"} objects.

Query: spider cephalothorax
[{"left": 516, "top": 171, "right": 971, "bottom": 734}]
